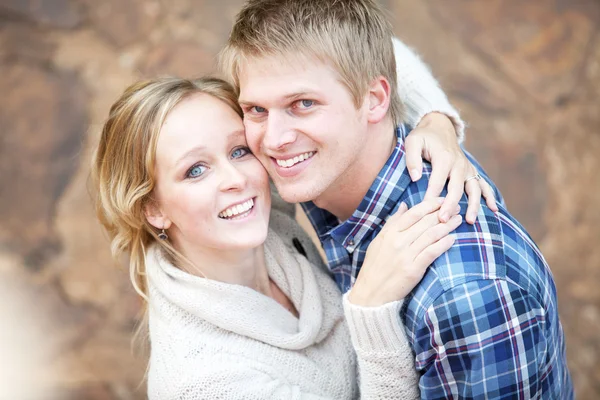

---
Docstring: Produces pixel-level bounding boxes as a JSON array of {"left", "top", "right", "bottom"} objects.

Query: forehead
[
  {"left": 237, "top": 54, "right": 345, "bottom": 103},
  {"left": 157, "top": 94, "right": 244, "bottom": 156}
]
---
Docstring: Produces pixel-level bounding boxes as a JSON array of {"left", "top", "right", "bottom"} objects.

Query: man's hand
[{"left": 405, "top": 112, "right": 498, "bottom": 224}]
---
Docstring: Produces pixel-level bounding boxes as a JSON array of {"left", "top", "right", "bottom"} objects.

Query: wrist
[
  {"left": 348, "top": 285, "right": 378, "bottom": 307},
  {"left": 418, "top": 112, "right": 456, "bottom": 136},
  {"left": 348, "top": 285, "right": 393, "bottom": 308},
  {"left": 347, "top": 288, "right": 370, "bottom": 307}
]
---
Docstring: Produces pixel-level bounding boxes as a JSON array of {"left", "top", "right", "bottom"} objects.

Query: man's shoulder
[
  {"left": 395, "top": 157, "right": 540, "bottom": 291},
  {"left": 402, "top": 202, "right": 553, "bottom": 329}
]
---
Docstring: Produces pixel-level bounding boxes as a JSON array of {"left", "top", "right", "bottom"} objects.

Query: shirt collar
[{"left": 302, "top": 124, "right": 412, "bottom": 251}]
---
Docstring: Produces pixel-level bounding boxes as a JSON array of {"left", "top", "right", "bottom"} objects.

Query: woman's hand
[
  {"left": 348, "top": 198, "right": 462, "bottom": 307},
  {"left": 405, "top": 113, "right": 498, "bottom": 224}
]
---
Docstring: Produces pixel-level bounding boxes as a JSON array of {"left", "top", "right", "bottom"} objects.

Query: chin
[
  {"left": 226, "top": 225, "right": 269, "bottom": 249},
  {"left": 230, "top": 236, "right": 268, "bottom": 250},
  {"left": 274, "top": 180, "right": 327, "bottom": 204}
]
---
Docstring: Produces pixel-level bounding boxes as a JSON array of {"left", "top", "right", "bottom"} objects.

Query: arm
[
  {"left": 392, "top": 37, "right": 498, "bottom": 223},
  {"left": 392, "top": 37, "right": 465, "bottom": 141},
  {"left": 343, "top": 296, "right": 420, "bottom": 399},
  {"left": 414, "top": 279, "right": 548, "bottom": 399}
]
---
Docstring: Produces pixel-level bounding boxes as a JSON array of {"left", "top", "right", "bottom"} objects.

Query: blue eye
[
  {"left": 186, "top": 164, "right": 206, "bottom": 178},
  {"left": 298, "top": 100, "right": 314, "bottom": 109},
  {"left": 232, "top": 147, "right": 250, "bottom": 159},
  {"left": 251, "top": 106, "right": 266, "bottom": 113}
]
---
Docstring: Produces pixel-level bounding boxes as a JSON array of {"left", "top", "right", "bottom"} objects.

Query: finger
[
  {"left": 411, "top": 214, "right": 462, "bottom": 256},
  {"left": 413, "top": 235, "right": 456, "bottom": 269},
  {"left": 464, "top": 179, "right": 482, "bottom": 224},
  {"left": 439, "top": 162, "right": 467, "bottom": 222},
  {"left": 396, "top": 211, "right": 443, "bottom": 247},
  {"left": 387, "top": 198, "right": 444, "bottom": 232},
  {"left": 404, "top": 134, "right": 424, "bottom": 182},
  {"left": 480, "top": 180, "right": 498, "bottom": 212},
  {"left": 393, "top": 202, "right": 409, "bottom": 219},
  {"left": 383, "top": 202, "right": 409, "bottom": 229},
  {"left": 423, "top": 152, "right": 452, "bottom": 200}
]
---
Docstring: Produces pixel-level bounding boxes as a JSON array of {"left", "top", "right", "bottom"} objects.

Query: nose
[
  {"left": 218, "top": 161, "right": 248, "bottom": 192},
  {"left": 264, "top": 110, "right": 297, "bottom": 151}
]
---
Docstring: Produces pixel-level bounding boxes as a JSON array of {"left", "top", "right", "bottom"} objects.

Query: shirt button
[{"left": 347, "top": 237, "right": 355, "bottom": 247}]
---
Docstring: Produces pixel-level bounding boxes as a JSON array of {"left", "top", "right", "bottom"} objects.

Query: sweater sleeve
[
  {"left": 392, "top": 37, "right": 466, "bottom": 142},
  {"left": 342, "top": 293, "right": 420, "bottom": 400}
]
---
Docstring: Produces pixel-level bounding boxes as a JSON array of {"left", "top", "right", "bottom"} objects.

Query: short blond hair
[
  {"left": 91, "top": 77, "right": 241, "bottom": 304},
  {"left": 220, "top": 0, "right": 403, "bottom": 125}
]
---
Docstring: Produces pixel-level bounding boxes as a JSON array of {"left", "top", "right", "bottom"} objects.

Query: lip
[
  {"left": 270, "top": 152, "right": 316, "bottom": 178},
  {"left": 218, "top": 197, "right": 257, "bottom": 221},
  {"left": 219, "top": 197, "right": 254, "bottom": 214}
]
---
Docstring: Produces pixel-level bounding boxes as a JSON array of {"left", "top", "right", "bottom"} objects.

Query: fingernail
[
  {"left": 455, "top": 205, "right": 461, "bottom": 214},
  {"left": 437, "top": 198, "right": 444, "bottom": 204},
  {"left": 400, "top": 202, "right": 408, "bottom": 211},
  {"left": 453, "top": 214, "right": 462, "bottom": 222},
  {"left": 440, "top": 212, "right": 449, "bottom": 222},
  {"left": 410, "top": 169, "right": 420, "bottom": 181}
]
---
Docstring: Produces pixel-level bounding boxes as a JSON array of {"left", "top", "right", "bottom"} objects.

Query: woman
[{"left": 92, "top": 77, "right": 465, "bottom": 399}]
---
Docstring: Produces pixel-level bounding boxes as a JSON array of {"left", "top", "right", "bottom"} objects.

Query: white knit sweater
[{"left": 146, "top": 207, "right": 420, "bottom": 399}]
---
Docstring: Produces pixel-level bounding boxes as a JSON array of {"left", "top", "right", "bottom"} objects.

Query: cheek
[
  {"left": 298, "top": 108, "right": 344, "bottom": 142},
  {"left": 167, "top": 184, "right": 215, "bottom": 223}
]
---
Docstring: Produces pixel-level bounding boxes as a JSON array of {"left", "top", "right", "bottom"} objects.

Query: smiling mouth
[
  {"left": 275, "top": 152, "right": 315, "bottom": 168},
  {"left": 219, "top": 198, "right": 255, "bottom": 220}
]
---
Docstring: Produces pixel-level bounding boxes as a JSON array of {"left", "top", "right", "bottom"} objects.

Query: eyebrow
[
  {"left": 226, "top": 129, "right": 246, "bottom": 140},
  {"left": 238, "top": 90, "right": 315, "bottom": 106},
  {"left": 175, "top": 145, "right": 206, "bottom": 168}
]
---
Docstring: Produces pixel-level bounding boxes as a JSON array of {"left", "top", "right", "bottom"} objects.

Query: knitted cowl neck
[{"left": 145, "top": 225, "right": 343, "bottom": 350}]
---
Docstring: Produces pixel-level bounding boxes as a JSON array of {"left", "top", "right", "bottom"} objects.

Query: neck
[
  {"left": 313, "top": 119, "right": 397, "bottom": 221},
  {"left": 174, "top": 239, "right": 272, "bottom": 296}
]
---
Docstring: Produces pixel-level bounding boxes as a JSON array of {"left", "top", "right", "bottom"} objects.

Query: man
[{"left": 221, "top": 0, "right": 573, "bottom": 398}]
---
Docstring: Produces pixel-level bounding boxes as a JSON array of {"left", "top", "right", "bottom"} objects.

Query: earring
[{"left": 158, "top": 229, "right": 168, "bottom": 240}]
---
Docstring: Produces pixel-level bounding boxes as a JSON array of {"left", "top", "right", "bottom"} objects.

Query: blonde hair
[
  {"left": 91, "top": 76, "right": 242, "bottom": 326},
  {"left": 219, "top": 0, "right": 404, "bottom": 125}
]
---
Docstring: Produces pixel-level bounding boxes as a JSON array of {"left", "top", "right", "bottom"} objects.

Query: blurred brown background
[{"left": 0, "top": 0, "right": 599, "bottom": 398}]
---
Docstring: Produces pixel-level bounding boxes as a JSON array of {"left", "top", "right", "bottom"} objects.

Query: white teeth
[
  {"left": 276, "top": 152, "right": 315, "bottom": 168},
  {"left": 219, "top": 198, "right": 255, "bottom": 219}
]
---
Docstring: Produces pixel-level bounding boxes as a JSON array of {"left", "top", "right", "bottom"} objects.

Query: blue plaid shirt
[{"left": 301, "top": 125, "right": 573, "bottom": 399}]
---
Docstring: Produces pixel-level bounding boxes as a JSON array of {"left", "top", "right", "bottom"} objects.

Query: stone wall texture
[{"left": 0, "top": 0, "right": 598, "bottom": 398}]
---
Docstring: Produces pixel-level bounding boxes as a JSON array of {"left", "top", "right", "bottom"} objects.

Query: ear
[
  {"left": 144, "top": 200, "right": 172, "bottom": 231},
  {"left": 366, "top": 76, "right": 392, "bottom": 124}
]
